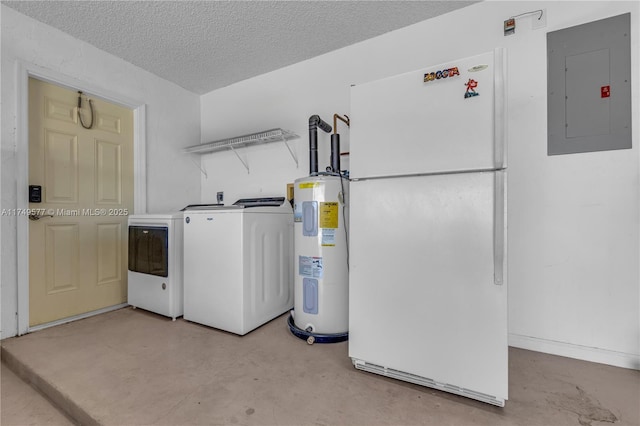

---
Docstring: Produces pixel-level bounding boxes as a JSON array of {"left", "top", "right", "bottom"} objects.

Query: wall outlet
[{"left": 217, "top": 191, "right": 223, "bottom": 203}]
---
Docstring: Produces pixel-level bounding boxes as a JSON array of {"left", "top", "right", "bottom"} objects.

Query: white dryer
[
  {"left": 183, "top": 198, "right": 293, "bottom": 335},
  {"left": 128, "top": 213, "right": 183, "bottom": 320}
]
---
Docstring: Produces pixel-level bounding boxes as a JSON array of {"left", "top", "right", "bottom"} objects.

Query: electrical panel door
[{"left": 547, "top": 13, "right": 631, "bottom": 155}]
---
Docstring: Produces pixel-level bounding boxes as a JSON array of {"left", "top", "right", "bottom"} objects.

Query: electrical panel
[{"left": 547, "top": 13, "right": 631, "bottom": 155}]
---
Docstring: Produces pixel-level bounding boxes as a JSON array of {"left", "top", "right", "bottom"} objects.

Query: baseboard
[{"left": 509, "top": 333, "right": 640, "bottom": 370}]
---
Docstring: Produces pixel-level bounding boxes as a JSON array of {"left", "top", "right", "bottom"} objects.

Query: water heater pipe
[
  {"left": 331, "top": 114, "right": 350, "bottom": 173},
  {"left": 308, "top": 115, "right": 332, "bottom": 175}
]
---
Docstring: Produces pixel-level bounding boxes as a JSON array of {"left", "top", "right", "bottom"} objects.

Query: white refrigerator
[{"left": 348, "top": 49, "right": 508, "bottom": 406}]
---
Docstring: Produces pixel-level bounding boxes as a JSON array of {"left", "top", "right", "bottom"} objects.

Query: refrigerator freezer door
[
  {"left": 350, "top": 49, "right": 506, "bottom": 179},
  {"left": 348, "top": 172, "right": 508, "bottom": 405}
]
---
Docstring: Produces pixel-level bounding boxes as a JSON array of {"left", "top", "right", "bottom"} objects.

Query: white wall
[
  {"left": 1, "top": 5, "right": 201, "bottom": 338},
  {"left": 200, "top": 1, "right": 639, "bottom": 369}
]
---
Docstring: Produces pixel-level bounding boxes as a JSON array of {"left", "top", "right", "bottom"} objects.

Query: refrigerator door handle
[
  {"left": 494, "top": 47, "right": 507, "bottom": 170},
  {"left": 494, "top": 171, "right": 506, "bottom": 286}
]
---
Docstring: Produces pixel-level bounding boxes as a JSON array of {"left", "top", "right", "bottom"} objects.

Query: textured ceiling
[{"left": 3, "top": 1, "right": 477, "bottom": 94}]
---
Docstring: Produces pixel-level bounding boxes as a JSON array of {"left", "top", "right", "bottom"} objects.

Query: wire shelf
[
  {"left": 182, "top": 128, "right": 300, "bottom": 174},
  {"left": 182, "top": 128, "right": 299, "bottom": 154}
]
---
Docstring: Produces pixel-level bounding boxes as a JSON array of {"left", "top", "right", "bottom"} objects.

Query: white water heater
[{"left": 293, "top": 174, "right": 349, "bottom": 335}]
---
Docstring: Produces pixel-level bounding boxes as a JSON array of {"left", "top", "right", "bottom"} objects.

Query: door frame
[{"left": 16, "top": 61, "right": 147, "bottom": 335}]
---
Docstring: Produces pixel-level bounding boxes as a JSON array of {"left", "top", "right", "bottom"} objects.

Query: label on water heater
[
  {"left": 299, "top": 256, "right": 323, "bottom": 278},
  {"left": 322, "top": 229, "right": 336, "bottom": 247},
  {"left": 293, "top": 202, "right": 302, "bottom": 222},
  {"left": 299, "top": 182, "right": 319, "bottom": 189},
  {"left": 319, "top": 202, "right": 338, "bottom": 228}
]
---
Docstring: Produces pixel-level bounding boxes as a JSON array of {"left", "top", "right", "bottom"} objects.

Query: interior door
[{"left": 28, "top": 78, "right": 133, "bottom": 327}]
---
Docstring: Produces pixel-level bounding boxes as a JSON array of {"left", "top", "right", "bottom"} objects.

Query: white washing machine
[
  {"left": 128, "top": 213, "right": 183, "bottom": 320},
  {"left": 183, "top": 198, "right": 293, "bottom": 335}
]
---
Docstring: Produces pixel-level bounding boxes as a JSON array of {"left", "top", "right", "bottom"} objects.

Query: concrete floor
[
  {"left": 1, "top": 307, "right": 638, "bottom": 426},
  {"left": 1, "top": 364, "right": 73, "bottom": 425}
]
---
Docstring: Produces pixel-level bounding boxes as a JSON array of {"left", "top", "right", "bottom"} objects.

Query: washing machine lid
[
  {"left": 128, "top": 212, "right": 183, "bottom": 221},
  {"left": 182, "top": 197, "right": 286, "bottom": 211},
  {"left": 233, "top": 197, "right": 285, "bottom": 208},
  {"left": 180, "top": 203, "right": 224, "bottom": 211}
]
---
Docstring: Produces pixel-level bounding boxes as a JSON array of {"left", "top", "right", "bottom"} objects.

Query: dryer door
[{"left": 128, "top": 226, "right": 169, "bottom": 277}]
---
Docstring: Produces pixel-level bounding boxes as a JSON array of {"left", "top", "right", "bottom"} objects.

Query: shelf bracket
[
  {"left": 189, "top": 156, "right": 208, "bottom": 179},
  {"left": 229, "top": 145, "right": 250, "bottom": 174},
  {"left": 282, "top": 136, "right": 298, "bottom": 168}
]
